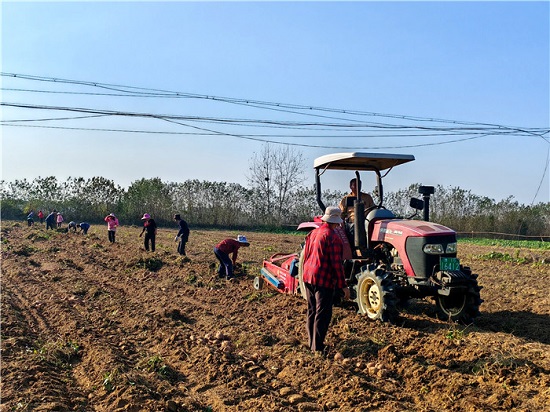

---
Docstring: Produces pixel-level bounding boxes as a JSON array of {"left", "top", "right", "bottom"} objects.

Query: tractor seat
[{"left": 366, "top": 208, "right": 395, "bottom": 224}]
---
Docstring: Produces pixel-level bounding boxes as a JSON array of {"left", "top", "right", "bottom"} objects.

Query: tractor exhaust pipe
[
  {"left": 419, "top": 186, "right": 435, "bottom": 221},
  {"left": 354, "top": 200, "right": 366, "bottom": 249},
  {"left": 315, "top": 168, "right": 325, "bottom": 213},
  {"left": 354, "top": 172, "right": 367, "bottom": 250}
]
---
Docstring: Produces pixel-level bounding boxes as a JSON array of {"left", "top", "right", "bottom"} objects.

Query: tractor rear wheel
[
  {"left": 354, "top": 265, "right": 398, "bottom": 322},
  {"left": 436, "top": 268, "right": 483, "bottom": 324}
]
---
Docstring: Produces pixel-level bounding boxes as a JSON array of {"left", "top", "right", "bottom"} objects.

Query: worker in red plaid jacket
[{"left": 302, "top": 206, "right": 350, "bottom": 354}]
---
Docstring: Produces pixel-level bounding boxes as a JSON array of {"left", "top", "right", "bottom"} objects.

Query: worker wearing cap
[
  {"left": 139, "top": 213, "right": 157, "bottom": 252},
  {"left": 302, "top": 206, "right": 350, "bottom": 354},
  {"left": 213, "top": 235, "right": 250, "bottom": 280}
]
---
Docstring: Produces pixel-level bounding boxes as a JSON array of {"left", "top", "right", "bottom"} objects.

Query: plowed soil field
[{"left": 1, "top": 221, "right": 549, "bottom": 411}]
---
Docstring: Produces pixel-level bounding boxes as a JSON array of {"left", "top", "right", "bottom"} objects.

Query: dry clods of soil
[{"left": 1, "top": 222, "right": 549, "bottom": 411}]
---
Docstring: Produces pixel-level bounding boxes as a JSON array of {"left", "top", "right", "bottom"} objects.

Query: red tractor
[{"left": 255, "top": 152, "right": 483, "bottom": 324}]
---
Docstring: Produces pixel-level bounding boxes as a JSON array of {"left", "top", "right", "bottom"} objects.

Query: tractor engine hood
[{"left": 371, "top": 219, "right": 456, "bottom": 241}]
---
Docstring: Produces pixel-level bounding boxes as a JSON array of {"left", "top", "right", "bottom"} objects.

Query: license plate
[{"left": 440, "top": 257, "right": 460, "bottom": 271}]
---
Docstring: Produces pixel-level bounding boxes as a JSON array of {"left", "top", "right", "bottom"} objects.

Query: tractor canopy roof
[{"left": 314, "top": 152, "right": 415, "bottom": 172}]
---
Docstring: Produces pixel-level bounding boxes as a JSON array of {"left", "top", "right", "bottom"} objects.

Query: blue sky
[{"left": 1, "top": 1, "right": 549, "bottom": 205}]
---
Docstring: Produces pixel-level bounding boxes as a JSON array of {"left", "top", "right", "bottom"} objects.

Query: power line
[
  {"left": 6, "top": 85, "right": 550, "bottom": 140},
  {"left": 530, "top": 146, "right": 550, "bottom": 205},
  {"left": 2, "top": 120, "right": 535, "bottom": 138},
  {"left": 0, "top": 72, "right": 550, "bottom": 203},
  {"left": 1, "top": 87, "right": 185, "bottom": 98},
  {"left": 3, "top": 72, "right": 548, "bottom": 202},
  {"left": 1, "top": 114, "right": 110, "bottom": 122},
  {"left": 2, "top": 101, "right": 548, "bottom": 152},
  {"left": 1, "top": 119, "right": 492, "bottom": 150},
  {"left": 2, "top": 102, "right": 547, "bottom": 138},
  {"left": 3, "top": 72, "right": 548, "bottom": 135}
]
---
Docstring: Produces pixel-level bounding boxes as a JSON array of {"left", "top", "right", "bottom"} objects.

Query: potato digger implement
[{"left": 254, "top": 152, "right": 483, "bottom": 324}]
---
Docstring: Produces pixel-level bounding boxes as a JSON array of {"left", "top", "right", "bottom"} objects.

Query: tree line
[{"left": 1, "top": 176, "right": 548, "bottom": 239}]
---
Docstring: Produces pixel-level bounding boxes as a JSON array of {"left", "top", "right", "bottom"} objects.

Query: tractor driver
[
  {"left": 339, "top": 178, "right": 375, "bottom": 244},
  {"left": 339, "top": 178, "right": 374, "bottom": 223}
]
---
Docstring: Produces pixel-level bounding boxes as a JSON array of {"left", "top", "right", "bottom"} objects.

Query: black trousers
[
  {"left": 305, "top": 283, "right": 335, "bottom": 352},
  {"left": 108, "top": 230, "right": 116, "bottom": 243},
  {"left": 177, "top": 239, "right": 187, "bottom": 255},
  {"left": 144, "top": 233, "right": 155, "bottom": 252}
]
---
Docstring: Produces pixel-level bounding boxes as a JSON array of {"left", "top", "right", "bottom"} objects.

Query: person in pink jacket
[
  {"left": 104, "top": 213, "right": 119, "bottom": 243},
  {"left": 56, "top": 212, "right": 64, "bottom": 228}
]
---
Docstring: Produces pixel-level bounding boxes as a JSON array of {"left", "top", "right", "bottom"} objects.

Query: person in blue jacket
[
  {"left": 68, "top": 221, "right": 77, "bottom": 232},
  {"left": 26, "top": 211, "right": 35, "bottom": 226},
  {"left": 45, "top": 211, "right": 56, "bottom": 230},
  {"left": 78, "top": 222, "right": 91, "bottom": 234}
]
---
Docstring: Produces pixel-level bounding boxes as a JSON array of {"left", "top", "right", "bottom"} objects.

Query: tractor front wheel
[
  {"left": 435, "top": 268, "right": 483, "bottom": 324},
  {"left": 354, "top": 266, "right": 398, "bottom": 322}
]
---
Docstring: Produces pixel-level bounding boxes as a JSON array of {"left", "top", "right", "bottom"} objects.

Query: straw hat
[{"left": 321, "top": 206, "right": 343, "bottom": 224}]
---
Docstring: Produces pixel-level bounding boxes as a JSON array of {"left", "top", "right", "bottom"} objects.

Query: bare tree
[{"left": 247, "top": 143, "right": 305, "bottom": 224}]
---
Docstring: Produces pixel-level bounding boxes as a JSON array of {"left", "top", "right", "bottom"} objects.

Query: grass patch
[
  {"left": 185, "top": 273, "right": 197, "bottom": 284},
  {"left": 461, "top": 238, "right": 550, "bottom": 250},
  {"left": 138, "top": 354, "right": 179, "bottom": 382},
  {"left": 477, "top": 251, "right": 529, "bottom": 264},
  {"left": 26, "top": 232, "right": 51, "bottom": 242},
  {"left": 444, "top": 324, "right": 468, "bottom": 341},
  {"left": 28, "top": 339, "right": 82, "bottom": 369},
  {"left": 135, "top": 257, "right": 164, "bottom": 271},
  {"left": 102, "top": 367, "right": 121, "bottom": 392},
  {"left": 471, "top": 352, "right": 523, "bottom": 378},
  {"left": 176, "top": 256, "right": 191, "bottom": 266}
]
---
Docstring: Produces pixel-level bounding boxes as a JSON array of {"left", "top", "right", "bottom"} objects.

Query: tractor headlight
[
  {"left": 423, "top": 243, "right": 444, "bottom": 254},
  {"left": 445, "top": 242, "right": 457, "bottom": 254}
]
